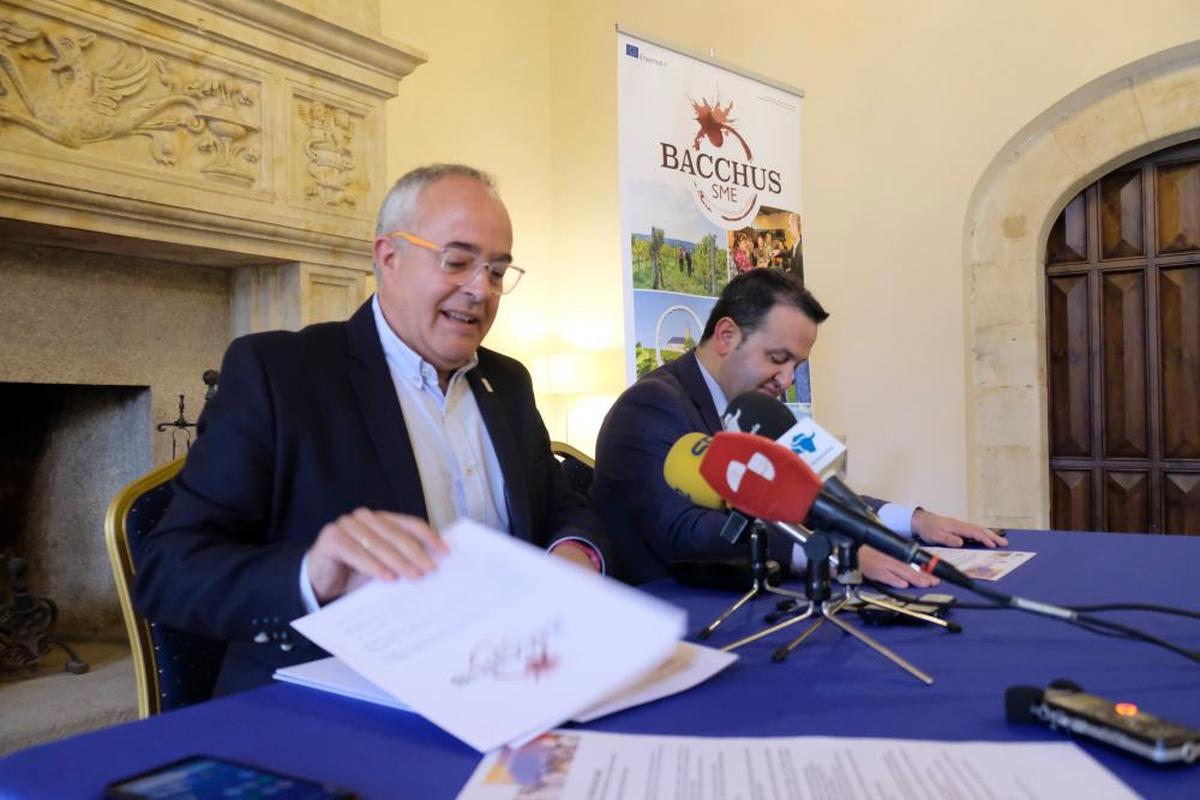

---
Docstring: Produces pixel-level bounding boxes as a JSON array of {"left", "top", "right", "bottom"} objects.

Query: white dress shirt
[
  {"left": 372, "top": 297, "right": 509, "bottom": 534},
  {"left": 298, "top": 297, "right": 510, "bottom": 610},
  {"left": 299, "top": 297, "right": 601, "bottom": 611}
]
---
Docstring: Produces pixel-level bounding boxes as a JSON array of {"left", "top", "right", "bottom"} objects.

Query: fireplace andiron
[{"left": 0, "top": 556, "right": 89, "bottom": 675}]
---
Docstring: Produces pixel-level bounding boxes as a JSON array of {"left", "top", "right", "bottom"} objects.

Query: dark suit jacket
[
  {"left": 593, "top": 350, "right": 889, "bottom": 585},
  {"left": 591, "top": 350, "right": 798, "bottom": 584},
  {"left": 132, "top": 300, "right": 608, "bottom": 695}
]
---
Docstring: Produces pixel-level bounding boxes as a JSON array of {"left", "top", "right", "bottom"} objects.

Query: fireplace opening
[{"left": 0, "top": 382, "right": 152, "bottom": 666}]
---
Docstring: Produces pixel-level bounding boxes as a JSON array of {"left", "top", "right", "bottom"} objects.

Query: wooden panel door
[{"left": 1046, "top": 141, "right": 1200, "bottom": 534}]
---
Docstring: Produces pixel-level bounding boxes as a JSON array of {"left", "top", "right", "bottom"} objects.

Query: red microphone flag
[{"left": 698, "top": 431, "right": 822, "bottom": 522}]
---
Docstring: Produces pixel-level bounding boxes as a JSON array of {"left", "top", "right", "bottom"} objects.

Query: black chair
[
  {"left": 550, "top": 440, "right": 595, "bottom": 496},
  {"left": 104, "top": 458, "right": 226, "bottom": 716}
]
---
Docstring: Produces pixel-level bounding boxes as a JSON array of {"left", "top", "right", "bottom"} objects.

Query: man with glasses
[{"left": 134, "top": 164, "right": 609, "bottom": 695}]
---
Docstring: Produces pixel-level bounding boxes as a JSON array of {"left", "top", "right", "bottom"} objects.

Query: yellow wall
[{"left": 381, "top": 1, "right": 1200, "bottom": 518}]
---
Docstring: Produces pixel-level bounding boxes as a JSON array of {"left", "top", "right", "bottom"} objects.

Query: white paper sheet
[
  {"left": 571, "top": 641, "right": 737, "bottom": 723},
  {"left": 457, "top": 730, "right": 1138, "bottom": 800},
  {"left": 275, "top": 640, "right": 736, "bottom": 726},
  {"left": 273, "top": 656, "right": 413, "bottom": 712},
  {"left": 290, "top": 520, "right": 686, "bottom": 752},
  {"left": 923, "top": 547, "right": 1036, "bottom": 581}
]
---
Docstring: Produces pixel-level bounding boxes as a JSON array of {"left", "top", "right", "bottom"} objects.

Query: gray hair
[{"left": 375, "top": 163, "right": 497, "bottom": 237}]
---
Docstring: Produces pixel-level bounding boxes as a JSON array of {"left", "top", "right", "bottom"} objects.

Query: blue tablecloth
[{"left": 2, "top": 530, "right": 1198, "bottom": 798}]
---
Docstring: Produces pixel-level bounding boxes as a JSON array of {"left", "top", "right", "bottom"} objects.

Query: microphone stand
[
  {"left": 720, "top": 528, "right": 936, "bottom": 685},
  {"left": 697, "top": 521, "right": 807, "bottom": 643},
  {"left": 829, "top": 540, "right": 959, "bottom": 631}
]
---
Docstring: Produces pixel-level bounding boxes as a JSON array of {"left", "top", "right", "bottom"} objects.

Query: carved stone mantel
[{"left": 0, "top": 0, "right": 421, "bottom": 332}]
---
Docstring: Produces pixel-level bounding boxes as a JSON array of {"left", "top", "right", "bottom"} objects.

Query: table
[{"left": 2, "top": 530, "right": 1198, "bottom": 798}]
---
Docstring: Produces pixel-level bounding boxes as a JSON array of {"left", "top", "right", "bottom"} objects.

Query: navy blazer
[
  {"left": 133, "top": 300, "right": 608, "bottom": 694},
  {"left": 592, "top": 350, "right": 798, "bottom": 584}
]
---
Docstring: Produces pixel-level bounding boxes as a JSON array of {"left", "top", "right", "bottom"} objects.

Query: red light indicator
[{"left": 1114, "top": 702, "right": 1139, "bottom": 717}]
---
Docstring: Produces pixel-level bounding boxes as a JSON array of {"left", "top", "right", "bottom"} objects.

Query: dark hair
[{"left": 700, "top": 269, "right": 829, "bottom": 342}]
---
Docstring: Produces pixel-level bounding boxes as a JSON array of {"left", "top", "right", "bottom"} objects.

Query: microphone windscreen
[
  {"left": 722, "top": 392, "right": 796, "bottom": 439},
  {"left": 663, "top": 433, "right": 726, "bottom": 511},
  {"left": 699, "top": 431, "right": 821, "bottom": 522},
  {"left": 1004, "top": 686, "right": 1045, "bottom": 724}
]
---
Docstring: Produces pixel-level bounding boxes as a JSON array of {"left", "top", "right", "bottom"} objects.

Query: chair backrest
[
  {"left": 550, "top": 441, "right": 596, "bottom": 497},
  {"left": 104, "top": 458, "right": 227, "bottom": 716}
]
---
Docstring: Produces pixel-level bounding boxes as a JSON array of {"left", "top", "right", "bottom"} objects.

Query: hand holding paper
[
  {"left": 304, "top": 508, "right": 448, "bottom": 603},
  {"left": 290, "top": 519, "right": 686, "bottom": 752}
]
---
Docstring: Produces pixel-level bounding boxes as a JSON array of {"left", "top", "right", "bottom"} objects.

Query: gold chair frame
[
  {"left": 107, "top": 445, "right": 588, "bottom": 717},
  {"left": 549, "top": 440, "right": 595, "bottom": 468},
  {"left": 103, "top": 456, "right": 185, "bottom": 718}
]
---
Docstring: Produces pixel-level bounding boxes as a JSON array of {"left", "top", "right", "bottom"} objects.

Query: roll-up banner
[{"left": 617, "top": 29, "right": 809, "bottom": 409}]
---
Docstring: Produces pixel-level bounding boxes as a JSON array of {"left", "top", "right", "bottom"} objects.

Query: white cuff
[
  {"left": 877, "top": 502, "right": 917, "bottom": 536},
  {"left": 298, "top": 554, "right": 321, "bottom": 613},
  {"left": 791, "top": 502, "right": 916, "bottom": 574}
]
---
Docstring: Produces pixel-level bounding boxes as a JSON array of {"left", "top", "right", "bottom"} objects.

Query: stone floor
[{"left": 0, "top": 641, "right": 138, "bottom": 756}]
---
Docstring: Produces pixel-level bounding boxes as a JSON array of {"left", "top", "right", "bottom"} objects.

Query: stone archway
[{"left": 963, "top": 40, "right": 1200, "bottom": 529}]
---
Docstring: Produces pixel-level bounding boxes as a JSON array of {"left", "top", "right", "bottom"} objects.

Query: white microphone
[
  {"left": 722, "top": 392, "right": 845, "bottom": 477},
  {"left": 722, "top": 393, "right": 876, "bottom": 521}
]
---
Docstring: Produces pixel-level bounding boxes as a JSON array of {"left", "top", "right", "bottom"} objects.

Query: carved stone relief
[
  {"left": 0, "top": 9, "right": 262, "bottom": 186},
  {"left": 295, "top": 95, "right": 365, "bottom": 208}
]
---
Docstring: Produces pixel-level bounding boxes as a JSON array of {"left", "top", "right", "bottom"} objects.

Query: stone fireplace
[
  {"left": 0, "top": 244, "right": 231, "bottom": 640},
  {"left": 0, "top": 0, "right": 421, "bottom": 694}
]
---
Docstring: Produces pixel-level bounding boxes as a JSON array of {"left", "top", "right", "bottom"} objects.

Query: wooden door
[{"left": 1046, "top": 141, "right": 1200, "bottom": 534}]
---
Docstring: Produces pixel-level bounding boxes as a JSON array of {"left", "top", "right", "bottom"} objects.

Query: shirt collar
[
  {"left": 372, "top": 295, "right": 478, "bottom": 389},
  {"left": 693, "top": 353, "right": 728, "bottom": 418}
]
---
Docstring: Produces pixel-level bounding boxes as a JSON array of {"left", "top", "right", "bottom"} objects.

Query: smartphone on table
[{"left": 105, "top": 754, "right": 355, "bottom": 800}]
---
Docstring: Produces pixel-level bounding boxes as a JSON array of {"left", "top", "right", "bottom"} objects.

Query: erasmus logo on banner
[{"left": 658, "top": 95, "right": 784, "bottom": 227}]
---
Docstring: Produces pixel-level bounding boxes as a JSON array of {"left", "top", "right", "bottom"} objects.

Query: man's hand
[
  {"left": 911, "top": 509, "right": 1007, "bottom": 548},
  {"left": 859, "top": 545, "right": 939, "bottom": 589},
  {"left": 306, "top": 508, "right": 449, "bottom": 604}
]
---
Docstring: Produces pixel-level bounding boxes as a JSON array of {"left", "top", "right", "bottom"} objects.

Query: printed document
[
  {"left": 456, "top": 730, "right": 1137, "bottom": 800},
  {"left": 922, "top": 547, "right": 1036, "bottom": 581},
  {"left": 290, "top": 519, "right": 686, "bottom": 752}
]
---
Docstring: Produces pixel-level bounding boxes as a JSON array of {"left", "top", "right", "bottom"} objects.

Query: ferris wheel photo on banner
[{"left": 617, "top": 29, "right": 809, "bottom": 410}]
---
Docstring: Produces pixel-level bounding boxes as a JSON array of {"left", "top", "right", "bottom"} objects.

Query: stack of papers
[
  {"left": 286, "top": 520, "right": 715, "bottom": 751},
  {"left": 275, "top": 641, "right": 736, "bottom": 724}
]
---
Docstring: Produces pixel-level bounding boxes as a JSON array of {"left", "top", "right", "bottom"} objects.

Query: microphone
[
  {"left": 698, "top": 431, "right": 821, "bottom": 523},
  {"left": 695, "top": 431, "right": 969, "bottom": 585},
  {"left": 723, "top": 393, "right": 868, "bottom": 515},
  {"left": 662, "top": 432, "right": 754, "bottom": 544},
  {"left": 724, "top": 392, "right": 847, "bottom": 479},
  {"left": 663, "top": 432, "right": 725, "bottom": 510},
  {"left": 720, "top": 397, "right": 795, "bottom": 547},
  {"left": 722, "top": 392, "right": 794, "bottom": 438}
]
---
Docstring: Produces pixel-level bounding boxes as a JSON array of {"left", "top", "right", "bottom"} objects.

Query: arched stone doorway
[{"left": 963, "top": 40, "right": 1200, "bottom": 529}]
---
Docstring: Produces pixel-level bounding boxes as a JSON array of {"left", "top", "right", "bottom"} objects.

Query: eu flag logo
[{"left": 625, "top": 44, "right": 639, "bottom": 58}]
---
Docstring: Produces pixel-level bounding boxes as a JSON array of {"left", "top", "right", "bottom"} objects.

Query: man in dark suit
[
  {"left": 133, "top": 164, "right": 609, "bottom": 695},
  {"left": 592, "top": 269, "right": 1003, "bottom": 586}
]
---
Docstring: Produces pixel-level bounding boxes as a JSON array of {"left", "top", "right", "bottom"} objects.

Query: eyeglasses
[{"left": 386, "top": 231, "right": 525, "bottom": 295}]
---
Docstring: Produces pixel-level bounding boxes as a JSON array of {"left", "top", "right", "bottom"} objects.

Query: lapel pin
[{"left": 481, "top": 377, "right": 494, "bottom": 393}]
